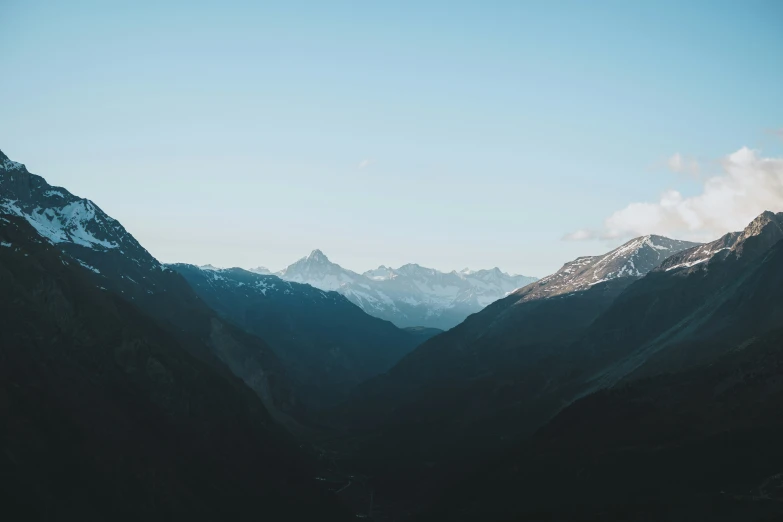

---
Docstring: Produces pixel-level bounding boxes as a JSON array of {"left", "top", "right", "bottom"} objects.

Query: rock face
[
  {"left": 169, "top": 264, "right": 439, "bottom": 407},
  {"left": 274, "top": 249, "right": 537, "bottom": 330},
  {"left": 659, "top": 211, "right": 783, "bottom": 272},
  {"left": 528, "top": 234, "right": 700, "bottom": 300}
]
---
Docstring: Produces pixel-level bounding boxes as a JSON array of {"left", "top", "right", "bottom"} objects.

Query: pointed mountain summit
[
  {"left": 0, "top": 149, "right": 26, "bottom": 172},
  {"left": 306, "top": 248, "right": 330, "bottom": 262},
  {"left": 277, "top": 249, "right": 359, "bottom": 291}
]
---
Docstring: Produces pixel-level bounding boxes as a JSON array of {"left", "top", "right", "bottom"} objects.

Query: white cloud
[
  {"left": 567, "top": 147, "right": 783, "bottom": 242},
  {"left": 667, "top": 152, "right": 701, "bottom": 177},
  {"left": 358, "top": 159, "right": 372, "bottom": 169},
  {"left": 563, "top": 229, "right": 596, "bottom": 241}
]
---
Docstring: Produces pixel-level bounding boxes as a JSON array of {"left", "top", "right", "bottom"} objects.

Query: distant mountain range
[{"left": 268, "top": 249, "right": 537, "bottom": 330}]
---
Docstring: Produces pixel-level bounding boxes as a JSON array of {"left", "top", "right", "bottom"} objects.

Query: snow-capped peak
[
  {"left": 276, "top": 249, "right": 359, "bottom": 291},
  {"left": 307, "top": 249, "right": 329, "bottom": 263}
]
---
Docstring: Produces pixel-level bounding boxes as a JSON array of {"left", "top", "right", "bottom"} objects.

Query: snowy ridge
[
  {"left": 197, "top": 265, "right": 296, "bottom": 297},
  {"left": 526, "top": 234, "right": 700, "bottom": 301},
  {"left": 0, "top": 199, "right": 120, "bottom": 249},
  {"left": 2, "top": 158, "right": 25, "bottom": 171},
  {"left": 658, "top": 211, "right": 783, "bottom": 273},
  {"left": 0, "top": 149, "right": 164, "bottom": 281}
]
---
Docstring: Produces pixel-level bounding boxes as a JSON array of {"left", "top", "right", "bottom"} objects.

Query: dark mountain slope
[
  {"left": 0, "top": 149, "right": 298, "bottom": 422},
  {"left": 577, "top": 211, "right": 783, "bottom": 389},
  {"left": 402, "top": 326, "right": 444, "bottom": 343},
  {"left": 0, "top": 214, "right": 350, "bottom": 521},
  {"left": 326, "top": 236, "right": 697, "bottom": 516},
  {"left": 423, "top": 325, "right": 783, "bottom": 522},
  {"left": 169, "top": 264, "right": 439, "bottom": 407},
  {"left": 339, "top": 235, "right": 697, "bottom": 434},
  {"left": 418, "top": 213, "right": 783, "bottom": 521}
]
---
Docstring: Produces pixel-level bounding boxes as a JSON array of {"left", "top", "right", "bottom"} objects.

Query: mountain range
[
  {"left": 5, "top": 145, "right": 783, "bottom": 521},
  {"left": 269, "top": 249, "right": 537, "bottom": 330}
]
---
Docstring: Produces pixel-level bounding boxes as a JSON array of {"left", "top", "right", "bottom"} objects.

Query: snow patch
[
  {"left": 76, "top": 259, "right": 101, "bottom": 274},
  {"left": 2, "top": 158, "right": 24, "bottom": 171},
  {"left": 0, "top": 199, "right": 119, "bottom": 249}
]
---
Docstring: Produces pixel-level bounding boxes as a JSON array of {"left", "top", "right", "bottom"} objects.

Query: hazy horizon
[{"left": 2, "top": 1, "right": 782, "bottom": 276}]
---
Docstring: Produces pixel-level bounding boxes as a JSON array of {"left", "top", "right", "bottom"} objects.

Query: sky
[{"left": 2, "top": 0, "right": 782, "bottom": 277}]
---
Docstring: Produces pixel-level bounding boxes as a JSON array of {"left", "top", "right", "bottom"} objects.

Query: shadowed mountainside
[
  {"left": 0, "top": 214, "right": 351, "bottom": 521},
  {"left": 170, "top": 264, "right": 440, "bottom": 407}
]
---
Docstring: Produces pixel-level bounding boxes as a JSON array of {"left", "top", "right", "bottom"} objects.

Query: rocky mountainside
[
  {"left": 0, "top": 149, "right": 299, "bottom": 422},
  {"left": 426, "top": 325, "right": 783, "bottom": 522},
  {"left": 169, "top": 264, "right": 438, "bottom": 407},
  {"left": 0, "top": 213, "right": 351, "bottom": 521},
  {"left": 527, "top": 234, "right": 699, "bottom": 300},
  {"left": 273, "top": 249, "right": 537, "bottom": 329}
]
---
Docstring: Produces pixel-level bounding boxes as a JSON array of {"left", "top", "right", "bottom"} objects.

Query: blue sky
[{"left": 2, "top": 0, "right": 782, "bottom": 276}]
